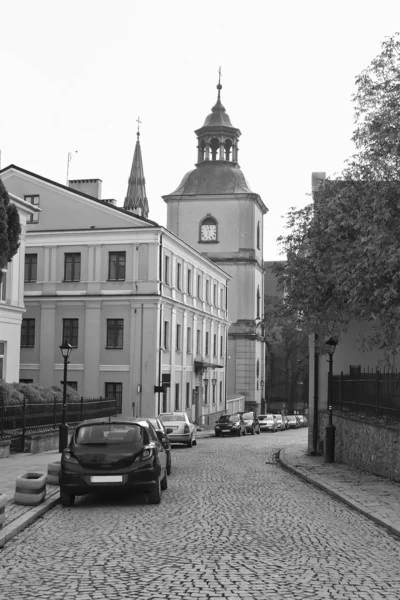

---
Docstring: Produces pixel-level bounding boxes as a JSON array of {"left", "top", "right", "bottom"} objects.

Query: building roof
[
  {"left": 0, "top": 164, "right": 158, "bottom": 226},
  {"left": 165, "top": 161, "right": 255, "bottom": 197},
  {"left": 195, "top": 82, "right": 240, "bottom": 134}
]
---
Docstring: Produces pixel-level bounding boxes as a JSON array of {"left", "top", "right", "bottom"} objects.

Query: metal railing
[
  {"left": 0, "top": 396, "right": 118, "bottom": 452},
  {"left": 332, "top": 371, "right": 400, "bottom": 419}
]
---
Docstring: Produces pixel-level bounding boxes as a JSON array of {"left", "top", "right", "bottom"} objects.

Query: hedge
[{"left": 0, "top": 380, "right": 80, "bottom": 406}]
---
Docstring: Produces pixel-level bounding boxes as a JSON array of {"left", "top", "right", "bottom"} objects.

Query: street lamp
[
  {"left": 324, "top": 336, "right": 338, "bottom": 463},
  {"left": 59, "top": 340, "right": 72, "bottom": 452}
]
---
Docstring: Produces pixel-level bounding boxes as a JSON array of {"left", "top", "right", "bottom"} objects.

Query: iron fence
[
  {"left": 332, "top": 371, "right": 400, "bottom": 419},
  {"left": 0, "top": 396, "right": 118, "bottom": 452}
]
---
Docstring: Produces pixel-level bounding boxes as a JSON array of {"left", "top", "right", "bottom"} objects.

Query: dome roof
[
  {"left": 167, "top": 162, "right": 254, "bottom": 196},
  {"left": 202, "top": 97, "right": 235, "bottom": 128}
]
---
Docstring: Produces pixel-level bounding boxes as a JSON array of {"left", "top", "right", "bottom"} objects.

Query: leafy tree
[
  {"left": 274, "top": 33, "right": 400, "bottom": 357},
  {"left": 0, "top": 178, "right": 21, "bottom": 283}
]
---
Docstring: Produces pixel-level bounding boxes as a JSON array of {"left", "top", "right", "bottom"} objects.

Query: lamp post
[
  {"left": 59, "top": 341, "right": 72, "bottom": 452},
  {"left": 324, "top": 337, "right": 338, "bottom": 463}
]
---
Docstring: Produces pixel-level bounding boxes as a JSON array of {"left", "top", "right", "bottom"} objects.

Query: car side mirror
[
  {"left": 166, "top": 428, "right": 173, "bottom": 435},
  {"left": 156, "top": 430, "right": 164, "bottom": 441}
]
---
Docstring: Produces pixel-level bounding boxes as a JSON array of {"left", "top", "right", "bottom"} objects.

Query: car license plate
[
  {"left": 222, "top": 429, "right": 230, "bottom": 432},
  {"left": 90, "top": 476, "right": 123, "bottom": 483}
]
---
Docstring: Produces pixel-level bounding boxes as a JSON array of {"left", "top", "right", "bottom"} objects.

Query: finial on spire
[
  {"left": 217, "top": 66, "right": 222, "bottom": 100},
  {"left": 136, "top": 117, "right": 142, "bottom": 139}
]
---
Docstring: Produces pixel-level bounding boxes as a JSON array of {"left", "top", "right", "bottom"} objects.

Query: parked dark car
[
  {"left": 215, "top": 414, "right": 246, "bottom": 437},
  {"left": 236, "top": 411, "right": 260, "bottom": 435},
  {"left": 60, "top": 417, "right": 168, "bottom": 507},
  {"left": 141, "top": 417, "right": 172, "bottom": 475}
]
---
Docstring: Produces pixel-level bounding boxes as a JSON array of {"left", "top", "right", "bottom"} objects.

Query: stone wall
[{"left": 319, "top": 410, "right": 400, "bottom": 482}]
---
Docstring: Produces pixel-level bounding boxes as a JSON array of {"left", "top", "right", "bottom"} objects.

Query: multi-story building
[
  {"left": 0, "top": 148, "right": 230, "bottom": 419},
  {"left": 0, "top": 191, "right": 39, "bottom": 382}
]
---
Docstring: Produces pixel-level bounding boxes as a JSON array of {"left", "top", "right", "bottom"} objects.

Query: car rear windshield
[
  {"left": 219, "top": 415, "right": 239, "bottom": 423},
  {"left": 75, "top": 423, "right": 142, "bottom": 445},
  {"left": 242, "top": 413, "right": 254, "bottom": 420},
  {"left": 160, "top": 414, "right": 185, "bottom": 422}
]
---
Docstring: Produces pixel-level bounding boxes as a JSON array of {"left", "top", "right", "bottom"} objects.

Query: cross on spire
[
  {"left": 136, "top": 117, "right": 142, "bottom": 138},
  {"left": 217, "top": 67, "right": 222, "bottom": 100}
]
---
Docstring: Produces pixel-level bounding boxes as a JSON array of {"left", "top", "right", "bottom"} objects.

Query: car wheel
[
  {"left": 251, "top": 427, "right": 255, "bottom": 435},
  {"left": 256, "top": 426, "right": 260, "bottom": 434},
  {"left": 237, "top": 428, "right": 241, "bottom": 436},
  {"left": 187, "top": 436, "right": 193, "bottom": 448},
  {"left": 167, "top": 459, "right": 171, "bottom": 476},
  {"left": 148, "top": 477, "right": 161, "bottom": 504},
  {"left": 193, "top": 436, "right": 197, "bottom": 446},
  {"left": 242, "top": 428, "right": 246, "bottom": 436},
  {"left": 215, "top": 431, "right": 220, "bottom": 437},
  {"left": 161, "top": 472, "right": 168, "bottom": 491},
  {"left": 60, "top": 489, "right": 75, "bottom": 507}
]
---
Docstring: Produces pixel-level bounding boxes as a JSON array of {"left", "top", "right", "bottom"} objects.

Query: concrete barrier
[{"left": 14, "top": 473, "right": 47, "bottom": 506}]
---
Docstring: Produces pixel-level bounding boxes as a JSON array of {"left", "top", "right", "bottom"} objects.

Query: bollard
[{"left": 14, "top": 472, "right": 47, "bottom": 506}]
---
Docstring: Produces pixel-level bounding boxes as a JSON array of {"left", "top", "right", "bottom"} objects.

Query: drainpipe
[
  {"left": 312, "top": 333, "right": 319, "bottom": 454},
  {"left": 224, "top": 280, "right": 229, "bottom": 413},
  {"left": 157, "top": 233, "right": 163, "bottom": 415}
]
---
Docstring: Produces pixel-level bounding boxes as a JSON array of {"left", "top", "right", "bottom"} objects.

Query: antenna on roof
[{"left": 66, "top": 150, "right": 78, "bottom": 185}]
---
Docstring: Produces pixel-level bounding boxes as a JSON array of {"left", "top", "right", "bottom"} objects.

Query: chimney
[{"left": 69, "top": 179, "right": 102, "bottom": 199}]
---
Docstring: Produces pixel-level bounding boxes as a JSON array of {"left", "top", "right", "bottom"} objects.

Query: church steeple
[
  {"left": 124, "top": 118, "right": 149, "bottom": 218},
  {"left": 195, "top": 70, "right": 241, "bottom": 164}
]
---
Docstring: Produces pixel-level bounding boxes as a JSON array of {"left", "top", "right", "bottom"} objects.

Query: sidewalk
[
  {"left": 0, "top": 450, "right": 61, "bottom": 548},
  {"left": 279, "top": 441, "right": 400, "bottom": 539}
]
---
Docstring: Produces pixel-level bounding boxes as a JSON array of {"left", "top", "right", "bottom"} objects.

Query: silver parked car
[
  {"left": 158, "top": 412, "right": 197, "bottom": 447},
  {"left": 258, "top": 414, "right": 277, "bottom": 432}
]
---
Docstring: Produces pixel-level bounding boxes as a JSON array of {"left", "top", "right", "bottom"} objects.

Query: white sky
[{"left": 1, "top": 0, "right": 399, "bottom": 259}]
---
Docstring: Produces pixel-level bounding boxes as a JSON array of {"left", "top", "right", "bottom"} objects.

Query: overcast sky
[{"left": 1, "top": 0, "right": 399, "bottom": 259}]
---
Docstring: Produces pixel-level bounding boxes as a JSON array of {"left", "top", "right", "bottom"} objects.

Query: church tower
[
  {"left": 163, "top": 78, "right": 268, "bottom": 410},
  {"left": 124, "top": 120, "right": 149, "bottom": 218}
]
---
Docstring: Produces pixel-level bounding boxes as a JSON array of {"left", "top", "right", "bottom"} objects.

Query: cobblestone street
[{"left": 1, "top": 429, "right": 400, "bottom": 599}]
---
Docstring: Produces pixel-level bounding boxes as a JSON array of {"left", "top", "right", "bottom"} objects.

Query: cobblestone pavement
[{"left": 1, "top": 429, "right": 400, "bottom": 599}]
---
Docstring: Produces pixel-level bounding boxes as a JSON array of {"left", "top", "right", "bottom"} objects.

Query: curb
[
  {"left": 0, "top": 488, "right": 60, "bottom": 549},
  {"left": 278, "top": 447, "right": 400, "bottom": 541}
]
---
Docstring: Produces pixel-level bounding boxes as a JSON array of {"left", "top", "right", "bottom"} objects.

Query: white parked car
[
  {"left": 258, "top": 414, "right": 277, "bottom": 433},
  {"left": 274, "top": 415, "right": 285, "bottom": 431},
  {"left": 158, "top": 412, "right": 197, "bottom": 447}
]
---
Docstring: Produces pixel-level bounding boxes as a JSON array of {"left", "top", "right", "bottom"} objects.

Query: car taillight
[{"left": 184, "top": 424, "right": 189, "bottom": 433}]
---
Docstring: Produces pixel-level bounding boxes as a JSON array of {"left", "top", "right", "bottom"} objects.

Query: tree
[
  {"left": 0, "top": 178, "right": 21, "bottom": 283},
  {"left": 274, "top": 33, "right": 400, "bottom": 357}
]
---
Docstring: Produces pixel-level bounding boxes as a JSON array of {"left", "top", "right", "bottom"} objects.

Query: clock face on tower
[{"left": 200, "top": 224, "right": 217, "bottom": 241}]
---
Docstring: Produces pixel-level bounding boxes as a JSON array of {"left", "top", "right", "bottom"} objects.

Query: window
[
  {"left": 196, "top": 329, "right": 201, "bottom": 354},
  {"left": 105, "top": 382, "right": 123, "bottom": 413},
  {"left": 205, "top": 332, "right": 209, "bottom": 355},
  {"left": 175, "top": 383, "right": 180, "bottom": 411},
  {"left": 21, "top": 319, "right": 35, "bottom": 348},
  {"left": 206, "top": 280, "right": 210, "bottom": 303},
  {"left": 187, "top": 269, "right": 192, "bottom": 295},
  {"left": 62, "top": 318, "right": 79, "bottom": 347},
  {"left": 187, "top": 327, "right": 192, "bottom": 353},
  {"left": 220, "top": 381, "right": 223, "bottom": 405},
  {"left": 204, "top": 380, "right": 208, "bottom": 405},
  {"left": 163, "top": 321, "right": 170, "bottom": 349},
  {"left": 176, "top": 324, "right": 182, "bottom": 351},
  {"left": 186, "top": 382, "right": 190, "bottom": 408},
  {"left": 108, "top": 252, "right": 126, "bottom": 281},
  {"left": 257, "top": 221, "right": 260, "bottom": 250},
  {"left": 164, "top": 255, "right": 170, "bottom": 284},
  {"left": 213, "top": 334, "right": 217, "bottom": 356},
  {"left": 64, "top": 253, "right": 81, "bottom": 282},
  {"left": 213, "top": 284, "right": 217, "bottom": 306},
  {"left": 257, "top": 359, "right": 260, "bottom": 379},
  {"left": 25, "top": 254, "right": 37, "bottom": 282},
  {"left": 220, "top": 335, "right": 224, "bottom": 357},
  {"left": 19, "top": 378, "right": 33, "bottom": 384},
  {"left": 176, "top": 262, "right": 182, "bottom": 290},
  {"left": 106, "top": 319, "right": 123, "bottom": 348},
  {"left": 220, "top": 287, "right": 224, "bottom": 309},
  {"left": 212, "top": 380, "right": 216, "bottom": 404},
  {"left": 0, "top": 271, "right": 6, "bottom": 302},
  {"left": 197, "top": 274, "right": 202, "bottom": 299},
  {"left": 25, "top": 195, "right": 40, "bottom": 223},
  {"left": 0, "top": 342, "right": 4, "bottom": 379},
  {"left": 257, "top": 286, "right": 260, "bottom": 318}
]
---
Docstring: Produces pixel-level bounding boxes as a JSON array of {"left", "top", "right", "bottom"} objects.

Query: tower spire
[
  {"left": 217, "top": 66, "right": 222, "bottom": 101},
  {"left": 124, "top": 118, "right": 149, "bottom": 218}
]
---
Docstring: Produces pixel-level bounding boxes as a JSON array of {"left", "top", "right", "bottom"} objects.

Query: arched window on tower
[
  {"left": 224, "top": 139, "right": 232, "bottom": 161},
  {"left": 256, "top": 286, "right": 260, "bottom": 318},
  {"left": 200, "top": 140, "right": 206, "bottom": 162},
  {"left": 257, "top": 221, "right": 260, "bottom": 250},
  {"left": 210, "top": 138, "right": 219, "bottom": 161}
]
